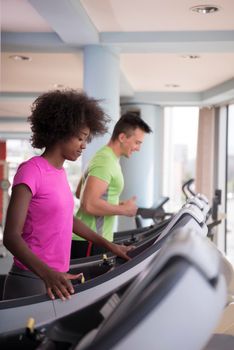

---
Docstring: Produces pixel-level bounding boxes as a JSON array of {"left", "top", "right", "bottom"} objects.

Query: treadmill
[
  {"left": 113, "top": 193, "right": 210, "bottom": 246},
  {"left": 0, "top": 203, "right": 207, "bottom": 335},
  {"left": 0, "top": 227, "right": 231, "bottom": 350}
]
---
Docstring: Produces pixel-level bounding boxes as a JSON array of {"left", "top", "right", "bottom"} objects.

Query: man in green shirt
[{"left": 71, "top": 112, "right": 152, "bottom": 258}]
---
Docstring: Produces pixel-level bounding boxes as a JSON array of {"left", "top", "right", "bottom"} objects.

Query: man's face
[{"left": 120, "top": 128, "right": 145, "bottom": 158}]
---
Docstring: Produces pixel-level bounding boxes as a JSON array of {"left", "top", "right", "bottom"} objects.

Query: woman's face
[{"left": 60, "top": 127, "right": 90, "bottom": 161}]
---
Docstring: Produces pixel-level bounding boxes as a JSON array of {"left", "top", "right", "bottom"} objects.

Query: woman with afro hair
[{"left": 3, "top": 89, "right": 133, "bottom": 301}]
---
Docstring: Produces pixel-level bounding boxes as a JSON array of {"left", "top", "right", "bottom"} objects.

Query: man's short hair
[{"left": 111, "top": 111, "right": 152, "bottom": 140}]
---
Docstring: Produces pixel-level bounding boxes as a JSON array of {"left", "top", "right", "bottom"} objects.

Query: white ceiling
[
  {"left": 81, "top": 0, "right": 234, "bottom": 31},
  {"left": 1, "top": 0, "right": 234, "bottom": 135}
]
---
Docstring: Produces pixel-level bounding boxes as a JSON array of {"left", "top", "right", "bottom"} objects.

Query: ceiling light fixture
[
  {"left": 181, "top": 55, "right": 200, "bottom": 59},
  {"left": 190, "top": 5, "right": 220, "bottom": 14},
  {"left": 53, "top": 84, "right": 65, "bottom": 89},
  {"left": 9, "top": 55, "right": 32, "bottom": 61},
  {"left": 165, "top": 84, "right": 180, "bottom": 88}
]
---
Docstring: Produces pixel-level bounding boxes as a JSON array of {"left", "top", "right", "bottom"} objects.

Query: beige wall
[{"left": 195, "top": 107, "right": 216, "bottom": 202}]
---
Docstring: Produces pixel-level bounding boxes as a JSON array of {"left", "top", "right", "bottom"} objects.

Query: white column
[
  {"left": 118, "top": 103, "right": 164, "bottom": 230},
  {"left": 82, "top": 45, "right": 120, "bottom": 170}
]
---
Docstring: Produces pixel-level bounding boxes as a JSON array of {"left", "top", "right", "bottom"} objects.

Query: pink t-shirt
[{"left": 13, "top": 156, "right": 74, "bottom": 272}]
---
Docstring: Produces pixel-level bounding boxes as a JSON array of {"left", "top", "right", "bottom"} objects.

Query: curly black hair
[{"left": 28, "top": 89, "right": 110, "bottom": 149}]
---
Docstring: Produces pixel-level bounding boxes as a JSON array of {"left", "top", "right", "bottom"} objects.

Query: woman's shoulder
[
  {"left": 16, "top": 157, "right": 49, "bottom": 178},
  {"left": 18, "top": 156, "right": 42, "bottom": 170}
]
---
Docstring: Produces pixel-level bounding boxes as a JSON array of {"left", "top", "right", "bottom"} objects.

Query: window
[
  {"left": 163, "top": 107, "right": 199, "bottom": 212},
  {"left": 226, "top": 104, "right": 234, "bottom": 261}
]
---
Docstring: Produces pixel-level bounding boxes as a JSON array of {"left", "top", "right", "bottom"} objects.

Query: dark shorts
[
  {"left": 2, "top": 264, "right": 46, "bottom": 300},
  {"left": 70, "top": 240, "right": 109, "bottom": 259}
]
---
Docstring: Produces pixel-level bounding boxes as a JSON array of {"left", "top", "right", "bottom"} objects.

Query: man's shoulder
[{"left": 91, "top": 146, "right": 114, "bottom": 164}]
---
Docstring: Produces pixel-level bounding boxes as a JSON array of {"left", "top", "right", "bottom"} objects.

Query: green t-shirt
[{"left": 73, "top": 146, "right": 124, "bottom": 242}]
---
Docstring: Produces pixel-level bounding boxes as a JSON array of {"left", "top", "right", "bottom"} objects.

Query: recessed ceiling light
[
  {"left": 9, "top": 55, "right": 32, "bottom": 61},
  {"left": 53, "top": 84, "right": 65, "bottom": 89},
  {"left": 181, "top": 55, "right": 200, "bottom": 59},
  {"left": 165, "top": 84, "right": 180, "bottom": 88},
  {"left": 190, "top": 5, "right": 220, "bottom": 14}
]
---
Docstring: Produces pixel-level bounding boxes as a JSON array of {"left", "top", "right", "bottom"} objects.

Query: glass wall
[
  {"left": 226, "top": 104, "right": 234, "bottom": 261},
  {"left": 163, "top": 107, "right": 199, "bottom": 212}
]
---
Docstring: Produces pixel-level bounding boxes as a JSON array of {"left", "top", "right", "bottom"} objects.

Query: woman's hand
[
  {"left": 109, "top": 242, "right": 135, "bottom": 261},
  {"left": 41, "top": 269, "right": 83, "bottom": 301},
  {"left": 73, "top": 218, "right": 136, "bottom": 261}
]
